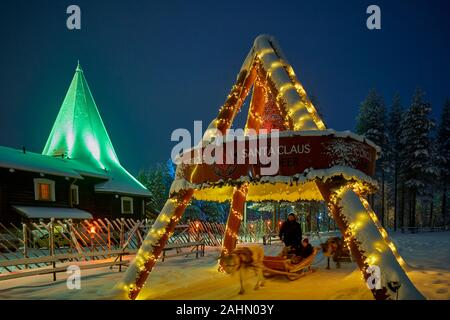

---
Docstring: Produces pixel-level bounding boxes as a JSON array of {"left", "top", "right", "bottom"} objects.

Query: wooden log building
[{"left": 0, "top": 63, "right": 151, "bottom": 223}]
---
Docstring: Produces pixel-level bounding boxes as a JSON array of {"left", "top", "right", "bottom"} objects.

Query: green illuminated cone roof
[{"left": 43, "top": 63, "right": 150, "bottom": 197}]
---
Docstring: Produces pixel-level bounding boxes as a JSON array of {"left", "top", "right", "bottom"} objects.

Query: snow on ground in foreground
[
  {"left": 0, "top": 231, "right": 448, "bottom": 300},
  {"left": 391, "top": 231, "right": 450, "bottom": 299}
]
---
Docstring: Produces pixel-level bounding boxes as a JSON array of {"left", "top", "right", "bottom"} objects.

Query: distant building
[{"left": 0, "top": 63, "right": 151, "bottom": 223}]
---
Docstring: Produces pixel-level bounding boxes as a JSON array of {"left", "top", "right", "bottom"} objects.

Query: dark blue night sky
[{"left": 0, "top": 0, "right": 449, "bottom": 174}]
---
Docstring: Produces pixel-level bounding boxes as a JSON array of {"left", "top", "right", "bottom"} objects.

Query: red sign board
[{"left": 177, "top": 134, "right": 377, "bottom": 185}]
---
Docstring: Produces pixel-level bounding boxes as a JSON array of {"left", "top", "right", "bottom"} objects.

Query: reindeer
[{"left": 219, "top": 245, "right": 265, "bottom": 295}]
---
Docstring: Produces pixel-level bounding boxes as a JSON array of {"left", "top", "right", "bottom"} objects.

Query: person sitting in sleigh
[{"left": 299, "top": 238, "right": 313, "bottom": 258}]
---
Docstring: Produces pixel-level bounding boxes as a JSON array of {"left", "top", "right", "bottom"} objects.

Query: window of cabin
[
  {"left": 39, "top": 183, "right": 50, "bottom": 200},
  {"left": 71, "top": 185, "right": 79, "bottom": 205},
  {"left": 121, "top": 197, "right": 134, "bottom": 214},
  {"left": 33, "top": 178, "right": 55, "bottom": 201}
]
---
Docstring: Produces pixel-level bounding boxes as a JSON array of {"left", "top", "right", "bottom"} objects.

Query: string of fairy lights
[
  {"left": 255, "top": 46, "right": 326, "bottom": 131},
  {"left": 327, "top": 182, "right": 408, "bottom": 298},
  {"left": 221, "top": 184, "right": 248, "bottom": 256},
  {"left": 212, "top": 43, "right": 327, "bottom": 135},
  {"left": 326, "top": 184, "right": 382, "bottom": 295},
  {"left": 120, "top": 191, "right": 193, "bottom": 299},
  {"left": 357, "top": 194, "right": 407, "bottom": 268},
  {"left": 346, "top": 181, "right": 407, "bottom": 269},
  {"left": 117, "top": 37, "right": 407, "bottom": 301},
  {"left": 121, "top": 178, "right": 396, "bottom": 299},
  {"left": 246, "top": 66, "right": 266, "bottom": 129}
]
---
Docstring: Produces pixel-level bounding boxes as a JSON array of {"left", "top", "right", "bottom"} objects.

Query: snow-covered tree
[
  {"left": 398, "top": 88, "right": 436, "bottom": 230},
  {"left": 137, "top": 162, "right": 174, "bottom": 218},
  {"left": 424, "top": 140, "right": 439, "bottom": 226},
  {"left": 356, "top": 89, "right": 389, "bottom": 225},
  {"left": 387, "top": 93, "right": 403, "bottom": 230},
  {"left": 248, "top": 201, "right": 331, "bottom": 233},
  {"left": 184, "top": 200, "right": 229, "bottom": 222},
  {"left": 436, "top": 99, "right": 450, "bottom": 226},
  {"left": 183, "top": 204, "right": 205, "bottom": 221},
  {"left": 138, "top": 161, "right": 229, "bottom": 222},
  {"left": 248, "top": 201, "right": 292, "bottom": 222}
]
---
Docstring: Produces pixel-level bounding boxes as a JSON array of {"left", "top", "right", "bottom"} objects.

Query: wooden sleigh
[{"left": 262, "top": 247, "right": 319, "bottom": 281}]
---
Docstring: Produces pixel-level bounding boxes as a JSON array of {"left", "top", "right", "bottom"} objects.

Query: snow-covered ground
[{"left": 0, "top": 231, "right": 448, "bottom": 300}]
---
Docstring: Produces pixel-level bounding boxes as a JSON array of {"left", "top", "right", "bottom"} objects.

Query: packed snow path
[{"left": 0, "top": 231, "right": 448, "bottom": 300}]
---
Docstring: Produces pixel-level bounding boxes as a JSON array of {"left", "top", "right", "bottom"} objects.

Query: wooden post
[
  {"left": 272, "top": 206, "right": 276, "bottom": 227},
  {"left": 276, "top": 206, "right": 280, "bottom": 232},
  {"left": 221, "top": 184, "right": 248, "bottom": 257},
  {"left": 22, "top": 223, "right": 28, "bottom": 269},
  {"left": 187, "top": 219, "right": 191, "bottom": 243},
  {"left": 67, "top": 219, "right": 73, "bottom": 257},
  {"left": 195, "top": 221, "right": 199, "bottom": 242},
  {"left": 243, "top": 203, "right": 247, "bottom": 226},
  {"left": 325, "top": 181, "right": 425, "bottom": 299},
  {"left": 316, "top": 203, "right": 320, "bottom": 233},
  {"left": 119, "top": 219, "right": 124, "bottom": 249},
  {"left": 49, "top": 218, "right": 56, "bottom": 281},
  {"left": 90, "top": 231, "right": 94, "bottom": 260},
  {"left": 315, "top": 180, "right": 397, "bottom": 300},
  {"left": 136, "top": 220, "right": 142, "bottom": 249},
  {"left": 107, "top": 221, "right": 111, "bottom": 252},
  {"left": 122, "top": 189, "right": 194, "bottom": 300},
  {"left": 243, "top": 203, "right": 247, "bottom": 242}
]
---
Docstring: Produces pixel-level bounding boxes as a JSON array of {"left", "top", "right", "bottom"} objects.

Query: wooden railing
[
  {"left": 398, "top": 225, "right": 449, "bottom": 233},
  {"left": 0, "top": 218, "right": 147, "bottom": 275},
  {"left": 0, "top": 249, "right": 135, "bottom": 281},
  {"left": 0, "top": 217, "right": 292, "bottom": 281}
]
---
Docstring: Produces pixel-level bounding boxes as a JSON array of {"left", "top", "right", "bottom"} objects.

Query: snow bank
[{"left": 0, "top": 232, "right": 448, "bottom": 300}]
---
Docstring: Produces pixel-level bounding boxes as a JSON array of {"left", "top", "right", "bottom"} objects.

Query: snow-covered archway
[{"left": 115, "top": 35, "right": 425, "bottom": 300}]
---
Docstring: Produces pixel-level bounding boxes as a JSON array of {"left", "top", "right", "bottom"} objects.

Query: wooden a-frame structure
[{"left": 116, "top": 35, "right": 425, "bottom": 300}]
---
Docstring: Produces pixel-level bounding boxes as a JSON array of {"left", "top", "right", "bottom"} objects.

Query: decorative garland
[
  {"left": 317, "top": 180, "right": 424, "bottom": 300},
  {"left": 220, "top": 183, "right": 249, "bottom": 257},
  {"left": 317, "top": 181, "right": 389, "bottom": 299},
  {"left": 115, "top": 35, "right": 424, "bottom": 301},
  {"left": 119, "top": 189, "right": 194, "bottom": 300}
]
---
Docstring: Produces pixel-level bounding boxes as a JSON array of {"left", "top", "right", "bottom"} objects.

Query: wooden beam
[{"left": 220, "top": 184, "right": 248, "bottom": 257}]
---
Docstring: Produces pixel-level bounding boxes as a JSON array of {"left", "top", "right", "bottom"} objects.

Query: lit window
[
  {"left": 34, "top": 178, "right": 55, "bottom": 201},
  {"left": 39, "top": 184, "right": 50, "bottom": 200},
  {"left": 121, "top": 197, "right": 133, "bottom": 214},
  {"left": 71, "top": 185, "right": 79, "bottom": 205}
]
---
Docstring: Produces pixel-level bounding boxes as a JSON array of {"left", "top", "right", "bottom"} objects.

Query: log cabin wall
[
  {"left": 93, "top": 193, "right": 145, "bottom": 220},
  {"left": 0, "top": 168, "right": 148, "bottom": 223},
  {"left": 0, "top": 168, "right": 72, "bottom": 223}
]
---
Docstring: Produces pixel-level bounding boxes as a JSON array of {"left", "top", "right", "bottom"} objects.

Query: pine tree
[
  {"left": 437, "top": 99, "right": 450, "bottom": 226},
  {"left": 356, "top": 89, "right": 389, "bottom": 226},
  {"left": 137, "top": 162, "right": 174, "bottom": 218},
  {"left": 398, "top": 88, "right": 436, "bottom": 231},
  {"left": 184, "top": 204, "right": 205, "bottom": 221},
  {"left": 388, "top": 93, "right": 403, "bottom": 230},
  {"left": 426, "top": 140, "right": 439, "bottom": 226}
]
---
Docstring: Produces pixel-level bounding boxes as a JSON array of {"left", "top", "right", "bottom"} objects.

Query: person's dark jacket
[
  {"left": 279, "top": 220, "right": 302, "bottom": 247},
  {"left": 300, "top": 243, "right": 313, "bottom": 258}
]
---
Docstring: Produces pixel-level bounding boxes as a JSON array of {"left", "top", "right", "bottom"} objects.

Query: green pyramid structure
[{"left": 43, "top": 63, "right": 150, "bottom": 196}]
